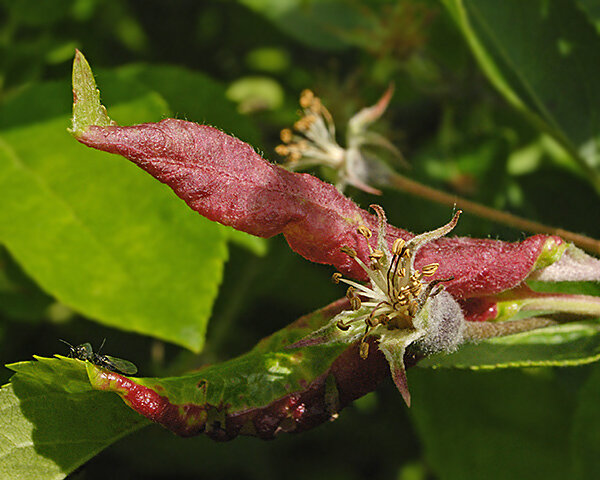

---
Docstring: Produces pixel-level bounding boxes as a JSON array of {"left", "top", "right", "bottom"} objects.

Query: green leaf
[
  {"left": 419, "top": 320, "right": 600, "bottom": 369},
  {"left": 572, "top": 363, "right": 600, "bottom": 478},
  {"left": 0, "top": 248, "right": 52, "bottom": 322},
  {"left": 577, "top": 0, "right": 600, "bottom": 31},
  {"left": 422, "top": 279, "right": 600, "bottom": 369},
  {"left": 409, "top": 368, "right": 577, "bottom": 480},
  {"left": 89, "top": 306, "right": 346, "bottom": 435},
  {"left": 1, "top": 356, "right": 148, "bottom": 480},
  {"left": 2, "top": 0, "right": 73, "bottom": 26},
  {"left": 1, "top": 305, "right": 346, "bottom": 472},
  {"left": 223, "top": 227, "right": 269, "bottom": 257},
  {"left": 528, "top": 280, "right": 600, "bottom": 296},
  {"left": 442, "top": 0, "right": 600, "bottom": 190},
  {"left": 226, "top": 76, "right": 285, "bottom": 113},
  {"left": 238, "top": 0, "right": 368, "bottom": 51},
  {"left": 0, "top": 76, "right": 228, "bottom": 351}
]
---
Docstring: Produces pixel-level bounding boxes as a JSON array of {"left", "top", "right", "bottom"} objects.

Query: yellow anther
[
  {"left": 340, "top": 246, "right": 357, "bottom": 258},
  {"left": 359, "top": 341, "right": 369, "bottom": 359},
  {"left": 299, "top": 89, "right": 315, "bottom": 109},
  {"left": 349, "top": 296, "right": 362, "bottom": 310},
  {"left": 310, "top": 97, "right": 323, "bottom": 113},
  {"left": 346, "top": 286, "right": 356, "bottom": 299},
  {"left": 370, "top": 249, "right": 384, "bottom": 259},
  {"left": 332, "top": 272, "right": 343, "bottom": 284},
  {"left": 421, "top": 263, "right": 439, "bottom": 276},
  {"left": 357, "top": 225, "right": 372, "bottom": 239},
  {"left": 280, "top": 128, "right": 293, "bottom": 143},
  {"left": 410, "top": 284, "right": 422, "bottom": 296},
  {"left": 369, "top": 254, "right": 384, "bottom": 268},
  {"left": 392, "top": 238, "right": 405, "bottom": 255},
  {"left": 296, "top": 139, "right": 310, "bottom": 150},
  {"left": 336, "top": 319, "right": 351, "bottom": 331},
  {"left": 275, "top": 145, "right": 289, "bottom": 156},
  {"left": 366, "top": 315, "right": 383, "bottom": 328},
  {"left": 294, "top": 115, "right": 316, "bottom": 132},
  {"left": 293, "top": 118, "right": 306, "bottom": 131}
]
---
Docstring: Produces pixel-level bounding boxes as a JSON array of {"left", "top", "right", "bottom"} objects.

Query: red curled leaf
[
  {"left": 424, "top": 234, "right": 561, "bottom": 299},
  {"left": 88, "top": 340, "right": 391, "bottom": 440},
  {"left": 76, "top": 119, "right": 563, "bottom": 300},
  {"left": 84, "top": 299, "right": 392, "bottom": 440},
  {"left": 71, "top": 50, "right": 581, "bottom": 303},
  {"left": 78, "top": 119, "right": 389, "bottom": 276}
]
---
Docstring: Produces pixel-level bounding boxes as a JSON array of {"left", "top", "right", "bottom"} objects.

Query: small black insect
[{"left": 59, "top": 339, "right": 138, "bottom": 375}]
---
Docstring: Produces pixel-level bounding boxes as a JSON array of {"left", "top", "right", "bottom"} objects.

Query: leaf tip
[{"left": 70, "top": 49, "right": 114, "bottom": 138}]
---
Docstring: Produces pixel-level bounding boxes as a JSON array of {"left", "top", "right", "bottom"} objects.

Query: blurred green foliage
[{"left": 0, "top": 0, "right": 599, "bottom": 479}]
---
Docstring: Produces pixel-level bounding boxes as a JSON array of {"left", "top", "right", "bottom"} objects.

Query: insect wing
[{"left": 103, "top": 355, "right": 138, "bottom": 375}]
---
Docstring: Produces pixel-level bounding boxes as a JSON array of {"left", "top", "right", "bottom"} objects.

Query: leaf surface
[
  {"left": 238, "top": 0, "right": 368, "bottom": 50},
  {"left": 443, "top": 0, "right": 600, "bottom": 189},
  {"left": 0, "top": 248, "right": 52, "bottom": 322},
  {"left": 1, "top": 299, "right": 388, "bottom": 469},
  {"left": 410, "top": 368, "right": 577, "bottom": 480},
  {"left": 87, "top": 302, "right": 358, "bottom": 439},
  {"left": 572, "top": 363, "right": 600, "bottom": 478},
  {"left": 0, "top": 357, "right": 147, "bottom": 480},
  {"left": 0, "top": 77, "right": 228, "bottom": 351},
  {"left": 420, "top": 320, "right": 600, "bottom": 369}
]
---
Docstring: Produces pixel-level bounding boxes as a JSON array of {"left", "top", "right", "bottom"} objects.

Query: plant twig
[{"left": 386, "top": 172, "right": 600, "bottom": 256}]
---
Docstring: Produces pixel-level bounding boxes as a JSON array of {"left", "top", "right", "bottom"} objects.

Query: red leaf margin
[{"left": 88, "top": 299, "right": 393, "bottom": 440}]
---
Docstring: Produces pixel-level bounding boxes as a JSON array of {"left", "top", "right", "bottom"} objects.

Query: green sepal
[
  {"left": 532, "top": 237, "right": 567, "bottom": 270},
  {"left": 377, "top": 334, "right": 417, "bottom": 406},
  {"left": 289, "top": 307, "right": 368, "bottom": 348}
]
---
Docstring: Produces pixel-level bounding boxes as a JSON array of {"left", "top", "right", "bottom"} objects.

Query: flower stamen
[
  {"left": 277, "top": 87, "right": 401, "bottom": 194},
  {"left": 328, "top": 207, "right": 462, "bottom": 359},
  {"left": 293, "top": 207, "right": 465, "bottom": 406},
  {"left": 421, "top": 263, "right": 439, "bottom": 276},
  {"left": 336, "top": 319, "right": 353, "bottom": 331}
]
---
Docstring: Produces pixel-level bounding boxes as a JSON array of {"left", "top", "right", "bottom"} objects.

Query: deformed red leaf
[
  {"left": 88, "top": 313, "right": 392, "bottom": 440},
  {"left": 77, "top": 119, "right": 563, "bottom": 300},
  {"left": 79, "top": 120, "right": 394, "bottom": 277},
  {"left": 425, "top": 234, "right": 560, "bottom": 299}
]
